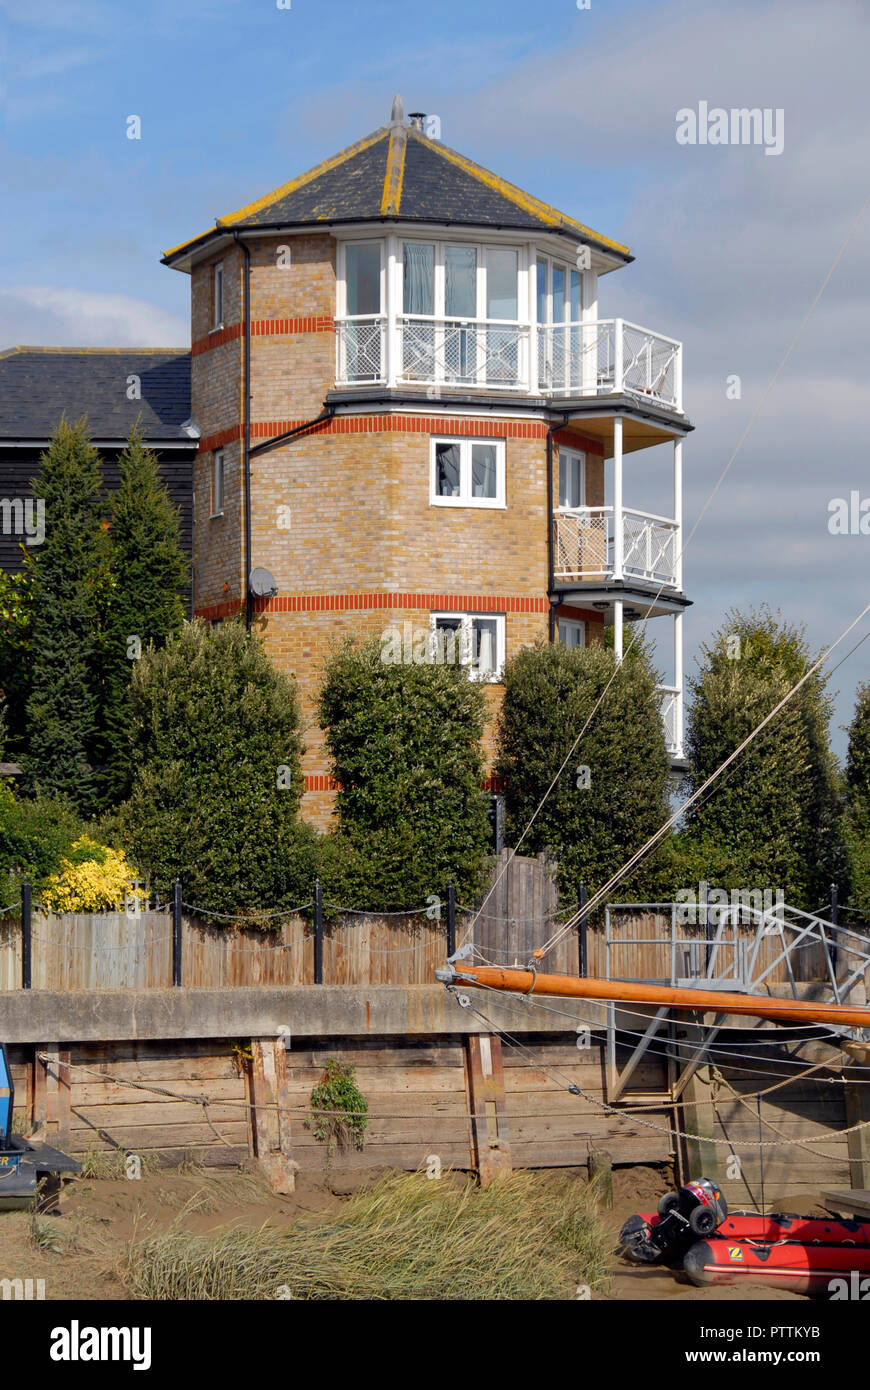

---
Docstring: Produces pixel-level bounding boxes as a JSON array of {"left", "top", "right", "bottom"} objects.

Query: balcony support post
[
  {"left": 673, "top": 437, "right": 683, "bottom": 591},
  {"left": 613, "top": 598, "right": 624, "bottom": 663},
  {"left": 674, "top": 611, "right": 684, "bottom": 759},
  {"left": 612, "top": 416, "right": 624, "bottom": 581}
]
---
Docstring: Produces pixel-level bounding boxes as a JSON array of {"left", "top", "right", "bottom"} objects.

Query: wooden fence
[{"left": 0, "top": 868, "right": 864, "bottom": 993}]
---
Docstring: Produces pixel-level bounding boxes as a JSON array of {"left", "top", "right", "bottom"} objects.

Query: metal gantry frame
[{"left": 602, "top": 900, "right": 870, "bottom": 1101}]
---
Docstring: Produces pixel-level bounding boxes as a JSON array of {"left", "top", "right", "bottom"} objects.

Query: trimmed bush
[
  {"left": 113, "top": 620, "right": 313, "bottom": 918},
  {"left": 317, "top": 638, "right": 491, "bottom": 911},
  {"left": 843, "top": 682, "right": 870, "bottom": 912},
  {"left": 676, "top": 608, "right": 845, "bottom": 907},
  {"left": 496, "top": 638, "right": 673, "bottom": 902}
]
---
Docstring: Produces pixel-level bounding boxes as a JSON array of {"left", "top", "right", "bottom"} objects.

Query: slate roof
[
  {"left": 0, "top": 347, "right": 193, "bottom": 442},
  {"left": 163, "top": 118, "right": 631, "bottom": 267}
]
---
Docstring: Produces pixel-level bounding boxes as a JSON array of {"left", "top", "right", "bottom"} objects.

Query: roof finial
[{"left": 391, "top": 94, "right": 404, "bottom": 124}]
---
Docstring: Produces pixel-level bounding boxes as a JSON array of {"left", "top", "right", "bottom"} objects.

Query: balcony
[
  {"left": 335, "top": 316, "right": 682, "bottom": 412},
  {"left": 553, "top": 506, "right": 679, "bottom": 589}
]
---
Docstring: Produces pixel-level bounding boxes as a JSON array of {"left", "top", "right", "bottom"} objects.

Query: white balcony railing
[
  {"left": 335, "top": 316, "right": 682, "bottom": 411},
  {"left": 538, "top": 319, "right": 681, "bottom": 410},
  {"left": 553, "top": 506, "right": 679, "bottom": 588}
]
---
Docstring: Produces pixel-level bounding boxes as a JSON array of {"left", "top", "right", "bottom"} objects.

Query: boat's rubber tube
[
  {"left": 684, "top": 1238, "right": 870, "bottom": 1294},
  {"left": 636, "top": 1210, "right": 870, "bottom": 1245}
]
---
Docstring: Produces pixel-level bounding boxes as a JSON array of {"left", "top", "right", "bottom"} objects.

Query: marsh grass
[{"left": 125, "top": 1170, "right": 613, "bottom": 1301}]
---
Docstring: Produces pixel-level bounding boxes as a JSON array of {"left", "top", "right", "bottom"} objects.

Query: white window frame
[
  {"left": 536, "top": 254, "right": 584, "bottom": 325},
  {"left": 429, "top": 612, "right": 506, "bottom": 683},
  {"left": 558, "top": 618, "right": 586, "bottom": 649},
  {"left": 212, "top": 262, "right": 224, "bottom": 330},
  {"left": 430, "top": 437, "right": 506, "bottom": 509},
  {"left": 556, "top": 448, "right": 586, "bottom": 510},
  {"left": 210, "top": 449, "right": 224, "bottom": 518},
  {"left": 338, "top": 239, "right": 385, "bottom": 318},
  {"left": 399, "top": 240, "right": 523, "bottom": 324}
]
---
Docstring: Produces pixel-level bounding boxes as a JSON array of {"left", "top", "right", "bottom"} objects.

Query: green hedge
[
  {"left": 317, "top": 638, "right": 491, "bottom": 911},
  {"left": 496, "top": 639, "right": 673, "bottom": 903},
  {"left": 112, "top": 620, "right": 315, "bottom": 918}
]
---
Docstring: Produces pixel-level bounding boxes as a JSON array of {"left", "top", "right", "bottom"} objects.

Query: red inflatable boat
[
  {"left": 636, "top": 1209, "right": 870, "bottom": 1245},
  {"left": 684, "top": 1236, "right": 870, "bottom": 1295}
]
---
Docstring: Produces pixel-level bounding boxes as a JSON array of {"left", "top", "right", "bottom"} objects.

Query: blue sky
[{"left": 2, "top": 0, "right": 870, "bottom": 756}]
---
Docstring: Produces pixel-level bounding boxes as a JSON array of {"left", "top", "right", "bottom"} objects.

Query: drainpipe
[
  {"left": 233, "top": 232, "right": 253, "bottom": 632},
  {"left": 249, "top": 405, "right": 336, "bottom": 458},
  {"left": 547, "top": 411, "right": 571, "bottom": 641}
]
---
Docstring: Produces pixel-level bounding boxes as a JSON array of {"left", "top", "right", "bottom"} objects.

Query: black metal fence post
[
  {"left": 577, "top": 881, "right": 587, "bottom": 977},
  {"left": 314, "top": 878, "right": 323, "bottom": 984},
  {"left": 172, "top": 879, "right": 182, "bottom": 987},
  {"left": 446, "top": 882, "right": 456, "bottom": 958},
  {"left": 21, "top": 878, "right": 31, "bottom": 990}
]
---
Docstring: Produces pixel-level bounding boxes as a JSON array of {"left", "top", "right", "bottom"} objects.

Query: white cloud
[{"left": 0, "top": 286, "right": 188, "bottom": 349}]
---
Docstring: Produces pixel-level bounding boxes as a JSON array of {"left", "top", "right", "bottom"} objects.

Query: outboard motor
[{"left": 620, "top": 1177, "right": 728, "bottom": 1263}]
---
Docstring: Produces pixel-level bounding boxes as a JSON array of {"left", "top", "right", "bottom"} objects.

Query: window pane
[
  {"left": 536, "top": 259, "right": 547, "bottom": 323},
  {"left": 403, "top": 243, "right": 434, "bottom": 315},
  {"left": 433, "top": 617, "right": 462, "bottom": 666},
  {"left": 471, "top": 444, "right": 497, "bottom": 499},
  {"left": 486, "top": 248, "right": 518, "bottom": 319},
  {"left": 445, "top": 246, "right": 476, "bottom": 317},
  {"left": 569, "top": 269, "right": 581, "bottom": 321},
  {"left": 552, "top": 266, "right": 565, "bottom": 323},
  {"left": 471, "top": 619, "right": 499, "bottom": 676},
  {"left": 345, "top": 243, "right": 381, "bottom": 315},
  {"left": 435, "top": 443, "right": 461, "bottom": 497},
  {"left": 559, "top": 453, "right": 582, "bottom": 508}
]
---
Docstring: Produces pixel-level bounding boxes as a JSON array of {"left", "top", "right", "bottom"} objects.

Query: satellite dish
[{"left": 249, "top": 567, "right": 278, "bottom": 599}]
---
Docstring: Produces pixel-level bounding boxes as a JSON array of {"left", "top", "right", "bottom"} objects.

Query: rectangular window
[
  {"left": 431, "top": 613, "right": 505, "bottom": 681},
  {"left": 537, "top": 257, "right": 583, "bottom": 323},
  {"left": 213, "top": 262, "right": 224, "bottom": 329},
  {"left": 445, "top": 246, "right": 477, "bottom": 318},
  {"left": 345, "top": 242, "right": 382, "bottom": 316},
  {"left": 211, "top": 449, "right": 224, "bottom": 517},
  {"left": 485, "top": 248, "right": 518, "bottom": 319},
  {"left": 403, "top": 242, "right": 435, "bottom": 315},
  {"left": 558, "top": 618, "right": 586, "bottom": 649},
  {"left": 558, "top": 449, "right": 585, "bottom": 509},
  {"left": 431, "top": 438, "right": 504, "bottom": 507}
]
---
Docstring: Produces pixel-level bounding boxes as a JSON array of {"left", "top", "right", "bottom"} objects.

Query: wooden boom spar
[{"left": 434, "top": 962, "right": 870, "bottom": 1030}]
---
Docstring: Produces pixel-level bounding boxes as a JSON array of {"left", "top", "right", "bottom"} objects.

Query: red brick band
[
  {"left": 303, "top": 773, "right": 502, "bottom": 794},
  {"left": 197, "top": 416, "right": 602, "bottom": 454},
  {"left": 195, "top": 592, "right": 553, "bottom": 622},
  {"left": 191, "top": 316, "right": 334, "bottom": 358}
]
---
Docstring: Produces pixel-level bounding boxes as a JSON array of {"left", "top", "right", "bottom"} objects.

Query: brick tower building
[{"left": 162, "top": 98, "right": 692, "bottom": 828}]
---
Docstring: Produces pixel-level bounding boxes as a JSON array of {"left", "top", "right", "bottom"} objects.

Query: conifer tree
[
  {"left": 23, "top": 420, "right": 107, "bottom": 812},
  {"left": 99, "top": 427, "right": 189, "bottom": 807}
]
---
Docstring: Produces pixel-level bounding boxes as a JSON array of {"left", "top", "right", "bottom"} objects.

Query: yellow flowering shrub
[{"left": 40, "top": 836, "right": 144, "bottom": 913}]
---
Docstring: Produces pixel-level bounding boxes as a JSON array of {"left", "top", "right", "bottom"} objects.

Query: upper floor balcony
[
  {"left": 335, "top": 315, "right": 683, "bottom": 414},
  {"left": 554, "top": 505, "right": 680, "bottom": 589}
]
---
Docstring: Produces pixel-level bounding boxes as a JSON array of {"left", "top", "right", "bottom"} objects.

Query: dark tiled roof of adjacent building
[
  {"left": 164, "top": 119, "right": 631, "bottom": 266},
  {"left": 0, "top": 347, "right": 193, "bottom": 442}
]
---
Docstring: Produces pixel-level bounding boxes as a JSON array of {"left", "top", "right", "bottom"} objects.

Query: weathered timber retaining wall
[{"left": 0, "top": 986, "right": 857, "bottom": 1205}]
